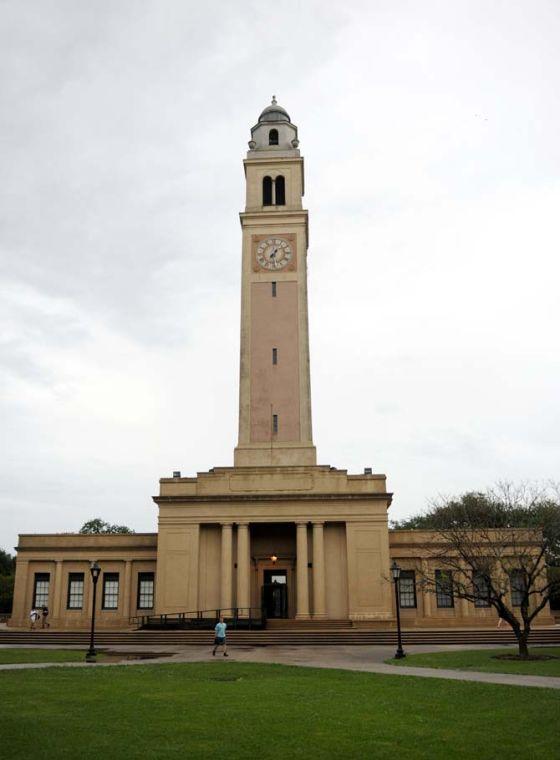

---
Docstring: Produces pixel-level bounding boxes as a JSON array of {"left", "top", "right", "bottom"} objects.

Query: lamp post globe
[
  {"left": 86, "top": 561, "right": 101, "bottom": 662},
  {"left": 391, "top": 560, "right": 406, "bottom": 659}
]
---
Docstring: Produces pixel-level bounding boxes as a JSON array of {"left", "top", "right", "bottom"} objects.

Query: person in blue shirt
[{"left": 213, "top": 615, "right": 229, "bottom": 657}]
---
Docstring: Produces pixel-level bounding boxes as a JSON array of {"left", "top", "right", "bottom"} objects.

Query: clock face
[{"left": 256, "top": 238, "right": 293, "bottom": 270}]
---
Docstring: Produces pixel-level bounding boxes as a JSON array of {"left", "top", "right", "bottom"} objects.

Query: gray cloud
[{"left": 1, "top": 0, "right": 559, "bottom": 551}]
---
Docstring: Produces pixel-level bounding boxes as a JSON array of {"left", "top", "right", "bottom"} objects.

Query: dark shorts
[{"left": 214, "top": 636, "right": 226, "bottom": 645}]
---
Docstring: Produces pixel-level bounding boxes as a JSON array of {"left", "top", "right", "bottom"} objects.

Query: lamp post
[
  {"left": 391, "top": 560, "right": 406, "bottom": 659},
  {"left": 86, "top": 561, "right": 101, "bottom": 662}
]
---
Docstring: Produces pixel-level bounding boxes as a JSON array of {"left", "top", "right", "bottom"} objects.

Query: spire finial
[{"left": 271, "top": 95, "right": 277, "bottom": 105}]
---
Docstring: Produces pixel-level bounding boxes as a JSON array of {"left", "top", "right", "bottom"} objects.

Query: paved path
[{"left": 1, "top": 643, "right": 559, "bottom": 689}]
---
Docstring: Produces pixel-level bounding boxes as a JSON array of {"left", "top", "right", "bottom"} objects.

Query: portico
[{"left": 154, "top": 465, "right": 394, "bottom": 622}]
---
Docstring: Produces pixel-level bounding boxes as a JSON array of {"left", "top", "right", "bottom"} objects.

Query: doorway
[{"left": 262, "top": 570, "right": 288, "bottom": 618}]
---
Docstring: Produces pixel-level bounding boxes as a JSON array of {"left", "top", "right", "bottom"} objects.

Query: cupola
[{"left": 248, "top": 96, "right": 299, "bottom": 151}]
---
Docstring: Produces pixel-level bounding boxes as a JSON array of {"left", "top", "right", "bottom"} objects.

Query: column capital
[
  {"left": 296, "top": 520, "right": 309, "bottom": 528},
  {"left": 236, "top": 521, "right": 250, "bottom": 528},
  {"left": 221, "top": 522, "right": 234, "bottom": 528},
  {"left": 312, "top": 521, "right": 325, "bottom": 527}
]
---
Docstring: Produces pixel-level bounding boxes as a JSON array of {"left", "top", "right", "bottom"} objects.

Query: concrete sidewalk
[{"left": 1, "top": 643, "right": 559, "bottom": 690}]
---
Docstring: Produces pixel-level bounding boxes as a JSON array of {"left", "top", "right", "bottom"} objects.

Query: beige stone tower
[
  {"left": 234, "top": 97, "right": 316, "bottom": 467},
  {"left": 149, "top": 100, "right": 393, "bottom": 623}
]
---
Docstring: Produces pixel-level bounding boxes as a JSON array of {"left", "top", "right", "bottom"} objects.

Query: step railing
[{"left": 130, "top": 607, "right": 264, "bottom": 631}]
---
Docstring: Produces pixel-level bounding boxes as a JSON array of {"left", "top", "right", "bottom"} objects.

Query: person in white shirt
[
  {"left": 212, "top": 615, "right": 228, "bottom": 657},
  {"left": 29, "top": 608, "right": 40, "bottom": 630}
]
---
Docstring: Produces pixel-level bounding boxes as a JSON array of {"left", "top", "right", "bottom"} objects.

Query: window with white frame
[
  {"left": 67, "top": 573, "right": 84, "bottom": 609},
  {"left": 510, "top": 569, "right": 526, "bottom": 607},
  {"left": 473, "top": 572, "right": 491, "bottom": 607},
  {"left": 33, "top": 573, "right": 50, "bottom": 607},
  {"left": 137, "top": 572, "right": 155, "bottom": 610},
  {"left": 435, "top": 569, "right": 454, "bottom": 608},
  {"left": 398, "top": 570, "right": 417, "bottom": 608},
  {"left": 102, "top": 573, "right": 119, "bottom": 610}
]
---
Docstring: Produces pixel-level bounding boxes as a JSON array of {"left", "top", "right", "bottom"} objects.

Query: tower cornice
[
  {"left": 243, "top": 155, "right": 303, "bottom": 167},
  {"left": 239, "top": 209, "right": 308, "bottom": 224}
]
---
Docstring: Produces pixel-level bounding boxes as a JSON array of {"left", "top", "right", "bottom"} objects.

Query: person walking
[
  {"left": 41, "top": 606, "right": 50, "bottom": 629},
  {"left": 29, "top": 608, "right": 40, "bottom": 630},
  {"left": 212, "top": 615, "right": 229, "bottom": 657}
]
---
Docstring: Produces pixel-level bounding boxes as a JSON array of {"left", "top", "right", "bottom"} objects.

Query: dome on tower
[{"left": 258, "top": 96, "right": 291, "bottom": 123}]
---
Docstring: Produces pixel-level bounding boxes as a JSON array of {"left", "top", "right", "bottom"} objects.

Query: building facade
[{"left": 8, "top": 100, "right": 553, "bottom": 630}]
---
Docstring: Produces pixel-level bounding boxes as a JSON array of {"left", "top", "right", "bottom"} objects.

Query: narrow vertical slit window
[
  {"left": 269, "top": 128, "right": 279, "bottom": 145},
  {"left": 262, "top": 176, "right": 273, "bottom": 206},
  {"left": 272, "top": 348, "right": 278, "bottom": 365},
  {"left": 271, "top": 281, "right": 277, "bottom": 297},
  {"left": 272, "top": 414, "right": 278, "bottom": 434},
  {"left": 275, "top": 175, "right": 286, "bottom": 205}
]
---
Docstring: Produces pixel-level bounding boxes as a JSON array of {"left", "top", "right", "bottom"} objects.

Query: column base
[
  {"left": 295, "top": 613, "right": 311, "bottom": 620},
  {"left": 312, "top": 613, "right": 327, "bottom": 620}
]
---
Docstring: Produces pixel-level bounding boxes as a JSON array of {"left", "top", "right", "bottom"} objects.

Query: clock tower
[
  {"left": 11, "top": 99, "right": 549, "bottom": 633},
  {"left": 234, "top": 98, "right": 316, "bottom": 467}
]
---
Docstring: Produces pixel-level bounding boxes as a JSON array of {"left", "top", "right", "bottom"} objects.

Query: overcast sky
[{"left": 1, "top": 1, "right": 559, "bottom": 553}]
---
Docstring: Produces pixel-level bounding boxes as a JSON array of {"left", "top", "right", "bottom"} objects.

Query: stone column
[
  {"left": 220, "top": 523, "right": 233, "bottom": 611},
  {"left": 52, "top": 560, "right": 64, "bottom": 623},
  {"left": 122, "top": 560, "right": 132, "bottom": 622},
  {"left": 236, "top": 523, "right": 250, "bottom": 616},
  {"left": 9, "top": 559, "right": 28, "bottom": 626},
  {"left": 312, "top": 522, "right": 327, "bottom": 619},
  {"left": 296, "top": 522, "right": 310, "bottom": 619}
]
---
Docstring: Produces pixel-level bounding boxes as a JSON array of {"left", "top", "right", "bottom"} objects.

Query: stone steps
[
  {"left": 266, "top": 619, "right": 353, "bottom": 629},
  {"left": 1, "top": 628, "right": 559, "bottom": 647}
]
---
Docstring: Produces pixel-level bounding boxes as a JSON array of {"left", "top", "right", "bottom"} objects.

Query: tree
[
  {"left": 0, "top": 575, "right": 15, "bottom": 614},
  {"left": 79, "top": 518, "right": 134, "bottom": 535},
  {"left": 394, "top": 482, "right": 560, "bottom": 658},
  {"left": 0, "top": 549, "right": 15, "bottom": 614},
  {"left": 0, "top": 549, "right": 15, "bottom": 575}
]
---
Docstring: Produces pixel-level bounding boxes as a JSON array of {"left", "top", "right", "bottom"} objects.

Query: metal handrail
[{"left": 129, "top": 607, "right": 264, "bottom": 630}]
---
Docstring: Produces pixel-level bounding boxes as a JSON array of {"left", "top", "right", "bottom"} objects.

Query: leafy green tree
[
  {"left": 79, "top": 518, "right": 134, "bottom": 535},
  {"left": 0, "top": 574, "right": 15, "bottom": 613},
  {"left": 0, "top": 550, "right": 15, "bottom": 614},
  {"left": 0, "top": 549, "right": 15, "bottom": 575}
]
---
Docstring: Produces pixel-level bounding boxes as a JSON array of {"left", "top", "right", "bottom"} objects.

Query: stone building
[{"left": 8, "top": 100, "right": 553, "bottom": 630}]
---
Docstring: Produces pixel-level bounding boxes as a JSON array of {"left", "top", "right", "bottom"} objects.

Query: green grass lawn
[
  {"left": 386, "top": 647, "right": 560, "bottom": 676},
  {"left": 0, "top": 648, "right": 90, "bottom": 665},
  {"left": 1, "top": 662, "right": 559, "bottom": 759}
]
